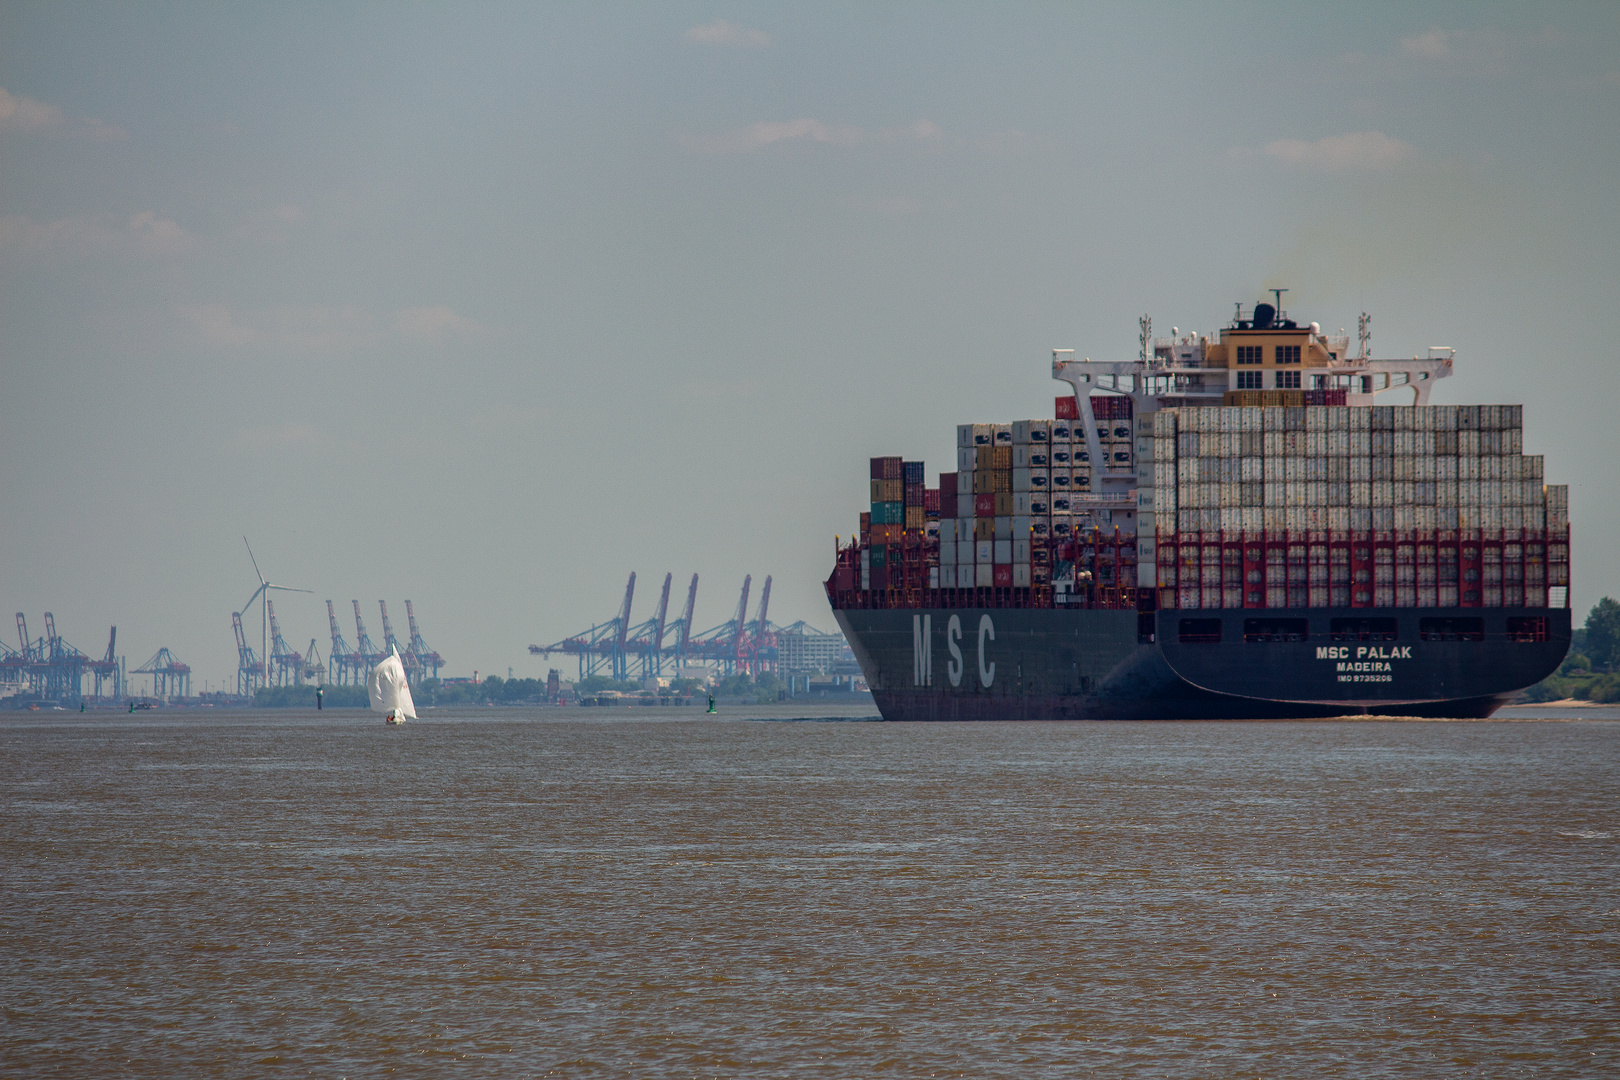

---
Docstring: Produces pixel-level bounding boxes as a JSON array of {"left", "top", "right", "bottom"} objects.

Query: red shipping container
[
  {"left": 993, "top": 565, "right": 1013, "bottom": 587},
  {"left": 870, "top": 456, "right": 902, "bottom": 480},
  {"left": 939, "top": 472, "right": 958, "bottom": 497},
  {"left": 940, "top": 493, "right": 958, "bottom": 518},
  {"left": 1055, "top": 395, "right": 1079, "bottom": 420},
  {"left": 975, "top": 493, "right": 995, "bottom": 517},
  {"left": 870, "top": 566, "right": 888, "bottom": 590},
  {"left": 923, "top": 488, "right": 940, "bottom": 513}
]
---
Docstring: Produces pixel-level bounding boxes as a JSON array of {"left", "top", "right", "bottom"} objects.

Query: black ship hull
[{"left": 832, "top": 606, "right": 1570, "bottom": 721}]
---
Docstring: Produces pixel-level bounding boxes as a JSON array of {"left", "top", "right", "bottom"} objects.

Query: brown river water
[{"left": 3, "top": 707, "right": 1616, "bottom": 1077}]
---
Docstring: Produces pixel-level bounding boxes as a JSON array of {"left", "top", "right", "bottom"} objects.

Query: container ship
[{"left": 825, "top": 300, "right": 1571, "bottom": 719}]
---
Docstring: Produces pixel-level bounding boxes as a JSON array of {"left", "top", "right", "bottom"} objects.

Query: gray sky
[{"left": 3, "top": 3, "right": 1617, "bottom": 690}]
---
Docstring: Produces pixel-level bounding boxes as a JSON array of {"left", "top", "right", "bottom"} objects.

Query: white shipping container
[
  {"left": 975, "top": 564, "right": 994, "bottom": 587},
  {"left": 1051, "top": 420, "right": 1073, "bottom": 442},
  {"left": 992, "top": 424, "right": 1012, "bottom": 445},
  {"left": 1012, "top": 565, "right": 1032, "bottom": 587},
  {"left": 994, "top": 516, "right": 1013, "bottom": 540},
  {"left": 957, "top": 447, "right": 976, "bottom": 472},
  {"left": 1013, "top": 539, "right": 1030, "bottom": 562},
  {"left": 955, "top": 539, "right": 974, "bottom": 565},
  {"left": 1051, "top": 445, "right": 1073, "bottom": 467},
  {"left": 958, "top": 424, "right": 975, "bottom": 447},
  {"left": 971, "top": 423, "right": 993, "bottom": 446},
  {"left": 976, "top": 540, "right": 993, "bottom": 564},
  {"left": 1012, "top": 419, "right": 1049, "bottom": 444},
  {"left": 941, "top": 541, "right": 956, "bottom": 566},
  {"left": 1012, "top": 515, "right": 1031, "bottom": 535}
]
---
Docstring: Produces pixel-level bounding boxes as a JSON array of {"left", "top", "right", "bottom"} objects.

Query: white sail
[{"left": 368, "top": 646, "right": 417, "bottom": 721}]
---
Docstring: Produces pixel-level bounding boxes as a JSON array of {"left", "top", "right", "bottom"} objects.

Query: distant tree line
[
  {"left": 253, "top": 684, "right": 370, "bottom": 708},
  {"left": 1524, "top": 597, "right": 1620, "bottom": 703},
  {"left": 247, "top": 669, "right": 799, "bottom": 708}
]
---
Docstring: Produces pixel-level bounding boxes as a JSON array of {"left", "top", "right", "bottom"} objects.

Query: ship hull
[{"left": 832, "top": 606, "right": 1570, "bottom": 721}]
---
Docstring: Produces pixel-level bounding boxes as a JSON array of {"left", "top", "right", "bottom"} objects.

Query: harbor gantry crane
[
  {"left": 623, "top": 573, "right": 674, "bottom": 679},
  {"left": 87, "top": 626, "right": 123, "bottom": 701},
  {"left": 378, "top": 601, "right": 415, "bottom": 679},
  {"left": 301, "top": 640, "right": 326, "bottom": 684},
  {"left": 688, "top": 575, "right": 751, "bottom": 675},
  {"left": 404, "top": 601, "right": 444, "bottom": 681},
  {"left": 232, "top": 612, "right": 264, "bottom": 696},
  {"left": 326, "top": 600, "right": 356, "bottom": 685},
  {"left": 352, "top": 601, "right": 383, "bottom": 681},
  {"left": 529, "top": 573, "right": 786, "bottom": 682},
  {"left": 686, "top": 576, "right": 778, "bottom": 676},
  {"left": 671, "top": 574, "right": 699, "bottom": 672},
  {"left": 134, "top": 648, "right": 191, "bottom": 701},
  {"left": 41, "top": 613, "right": 89, "bottom": 703},
  {"left": 529, "top": 572, "right": 639, "bottom": 681},
  {"left": 266, "top": 600, "right": 304, "bottom": 686}
]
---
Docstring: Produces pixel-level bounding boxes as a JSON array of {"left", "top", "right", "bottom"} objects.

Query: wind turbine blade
[
  {"left": 244, "top": 537, "right": 266, "bottom": 585},
  {"left": 242, "top": 583, "right": 268, "bottom": 613}
]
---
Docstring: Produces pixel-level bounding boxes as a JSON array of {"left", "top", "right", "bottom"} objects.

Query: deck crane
[{"left": 404, "top": 601, "right": 444, "bottom": 681}]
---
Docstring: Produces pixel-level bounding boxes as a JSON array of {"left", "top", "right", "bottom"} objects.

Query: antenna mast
[
  {"left": 1358, "top": 311, "right": 1372, "bottom": 360},
  {"left": 1138, "top": 314, "right": 1151, "bottom": 363}
]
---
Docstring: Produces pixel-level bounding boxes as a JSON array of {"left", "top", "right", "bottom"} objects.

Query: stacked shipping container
[
  {"left": 1142, "top": 404, "right": 1570, "bottom": 611},
  {"left": 839, "top": 396, "right": 1148, "bottom": 609},
  {"left": 834, "top": 398, "right": 1570, "bottom": 616}
]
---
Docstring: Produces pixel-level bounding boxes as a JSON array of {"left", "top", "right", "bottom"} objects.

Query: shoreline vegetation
[
  {"left": 250, "top": 671, "right": 833, "bottom": 709},
  {"left": 1520, "top": 597, "right": 1619, "bottom": 703}
]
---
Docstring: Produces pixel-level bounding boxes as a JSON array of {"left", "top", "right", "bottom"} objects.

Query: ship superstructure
[{"left": 826, "top": 300, "right": 1571, "bottom": 719}]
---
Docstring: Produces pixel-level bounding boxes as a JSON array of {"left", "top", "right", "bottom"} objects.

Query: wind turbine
[{"left": 241, "top": 538, "right": 311, "bottom": 694}]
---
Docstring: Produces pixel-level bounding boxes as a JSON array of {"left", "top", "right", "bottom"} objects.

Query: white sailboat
[{"left": 369, "top": 645, "right": 417, "bottom": 725}]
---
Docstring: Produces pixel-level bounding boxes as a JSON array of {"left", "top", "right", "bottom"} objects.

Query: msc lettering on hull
[
  {"left": 935, "top": 614, "right": 996, "bottom": 691},
  {"left": 912, "top": 614, "right": 932, "bottom": 686},
  {"left": 1316, "top": 646, "right": 1413, "bottom": 660}
]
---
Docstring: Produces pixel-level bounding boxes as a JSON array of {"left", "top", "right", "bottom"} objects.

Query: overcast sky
[{"left": 3, "top": 3, "right": 1617, "bottom": 690}]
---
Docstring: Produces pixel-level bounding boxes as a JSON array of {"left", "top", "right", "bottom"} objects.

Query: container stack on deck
[
  {"left": 829, "top": 398, "right": 1569, "bottom": 618},
  {"left": 832, "top": 395, "right": 1147, "bottom": 611},
  {"left": 1143, "top": 403, "right": 1570, "bottom": 613}
]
